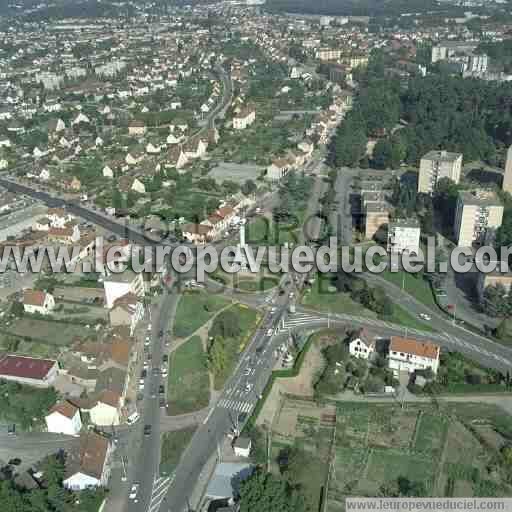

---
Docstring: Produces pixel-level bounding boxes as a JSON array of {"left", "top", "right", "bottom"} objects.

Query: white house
[
  {"left": 89, "top": 390, "right": 121, "bottom": 426},
  {"left": 233, "top": 107, "right": 256, "bottom": 130},
  {"left": 63, "top": 431, "right": 113, "bottom": 490},
  {"left": 72, "top": 112, "right": 90, "bottom": 125},
  {"left": 388, "top": 336, "right": 440, "bottom": 375},
  {"left": 103, "top": 270, "right": 145, "bottom": 308},
  {"left": 23, "top": 289, "right": 56, "bottom": 315},
  {"left": 348, "top": 329, "right": 375, "bottom": 360},
  {"left": 102, "top": 165, "right": 114, "bottom": 178},
  {"left": 45, "top": 401, "right": 82, "bottom": 436},
  {"left": 266, "top": 157, "right": 291, "bottom": 182}
]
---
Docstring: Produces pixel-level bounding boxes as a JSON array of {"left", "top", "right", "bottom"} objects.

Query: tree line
[{"left": 329, "top": 53, "right": 512, "bottom": 169}]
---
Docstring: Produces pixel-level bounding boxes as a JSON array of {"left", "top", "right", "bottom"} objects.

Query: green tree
[
  {"left": 241, "top": 179, "right": 257, "bottom": 196},
  {"left": 238, "top": 469, "right": 307, "bottom": 512}
]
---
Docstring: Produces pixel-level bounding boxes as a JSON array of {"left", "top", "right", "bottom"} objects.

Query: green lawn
[
  {"left": 159, "top": 427, "right": 196, "bottom": 476},
  {"left": 0, "top": 318, "right": 94, "bottom": 345},
  {"left": 211, "top": 304, "right": 260, "bottom": 390},
  {"left": 167, "top": 336, "right": 210, "bottom": 416},
  {"left": 301, "top": 280, "right": 377, "bottom": 317},
  {"left": 388, "top": 304, "right": 437, "bottom": 332},
  {"left": 236, "top": 276, "right": 280, "bottom": 292},
  {"left": 173, "top": 291, "right": 230, "bottom": 338},
  {"left": 381, "top": 270, "right": 437, "bottom": 309}
]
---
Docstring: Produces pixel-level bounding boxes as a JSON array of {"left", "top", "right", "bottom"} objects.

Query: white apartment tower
[
  {"left": 502, "top": 145, "right": 512, "bottom": 194},
  {"left": 418, "top": 150, "right": 463, "bottom": 194},
  {"left": 454, "top": 190, "right": 504, "bottom": 248}
]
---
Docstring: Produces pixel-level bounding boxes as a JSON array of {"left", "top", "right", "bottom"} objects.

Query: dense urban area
[{"left": 1, "top": 0, "right": 512, "bottom": 511}]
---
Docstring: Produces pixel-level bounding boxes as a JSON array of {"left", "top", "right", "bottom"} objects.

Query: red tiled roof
[
  {"left": 49, "top": 400, "right": 79, "bottom": 419},
  {"left": 390, "top": 336, "right": 440, "bottom": 360},
  {"left": 0, "top": 355, "right": 57, "bottom": 380},
  {"left": 23, "top": 289, "right": 46, "bottom": 306}
]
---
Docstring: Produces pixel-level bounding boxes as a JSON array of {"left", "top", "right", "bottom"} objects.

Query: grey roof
[
  {"left": 205, "top": 462, "right": 253, "bottom": 500},
  {"left": 234, "top": 437, "right": 251, "bottom": 450},
  {"left": 459, "top": 190, "right": 502, "bottom": 207},
  {"left": 94, "top": 367, "right": 126, "bottom": 395},
  {"left": 389, "top": 218, "right": 420, "bottom": 229},
  {"left": 421, "top": 150, "right": 462, "bottom": 163}
]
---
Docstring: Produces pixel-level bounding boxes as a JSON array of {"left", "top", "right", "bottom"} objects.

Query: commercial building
[
  {"left": 387, "top": 218, "right": 421, "bottom": 254},
  {"left": 0, "top": 355, "right": 58, "bottom": 387},
  {"left": 418, "top": 150, "right": 463, "bottom": 194},
  {"left": 454, "top": 190, "right": 503, "bottom": 247}
]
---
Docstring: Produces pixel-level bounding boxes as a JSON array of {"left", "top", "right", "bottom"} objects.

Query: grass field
[
  {"left": 159, "top": 427, "right": 196, "bottom": 476},
  {"left": 167, "top": 336, "right": 210, "bottom": 416},
  {"left": 301, "top": 279, "right": 377, "bottom": 317},
  {"left": 0, "top": 318, "right": 93, "bottom": 345},
  {"left": 381, "top": 270, "right": 437, "bottom": 309},
  {"left": 326, "top": 402, "right": 512, "bottom": 510},
  {"left": 389, "top": 304, "right": 437, "bottom": 332},
  {"left": 173, "top": 291, "right": 230, "bottom": 338},
  {"left": 212, "top": 304, "right": 260, "bottom": 390}
]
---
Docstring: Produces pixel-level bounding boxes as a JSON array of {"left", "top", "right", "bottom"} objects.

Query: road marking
[
  {"left": 217, "top": 399, "right": 254, "bottom": 413},
  {"left": 147, "top": 474, "right": 174, "bottom": 512}
]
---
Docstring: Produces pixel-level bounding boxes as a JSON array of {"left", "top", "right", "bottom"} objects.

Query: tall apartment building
[
  {"left": 502, "top": 145, "right": 512, "bottom": 194},
  {"left": 417, "top": 150, "right": 463, "bottom": 194},
  {"left": 362, "top": 192, "right": 389, "bottom": 240},
  {"left": 387, "top": 218, "right": 421, "bottom": 254},
  {"left": 454, "top": 190, "right": 503, "bottom": 247},
  {"left": 431, "top": 42, "right": 478, "bottom": 63}
]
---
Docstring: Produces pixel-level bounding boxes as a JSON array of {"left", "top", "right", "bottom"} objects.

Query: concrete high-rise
[
  {"left": 418, "top": 150, "right": 463, "bottom": 194},
  {"left": 502, "top": 145, "right": 512, "bottom": 194}
]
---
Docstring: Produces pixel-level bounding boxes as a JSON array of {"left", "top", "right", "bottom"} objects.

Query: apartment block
[
  {"left": 387, "top": 218, "right": 421, "bottom": 254},
  {"left": 454, "top": 190, "right": 503, "bottom": 248},
  {"left": 502, "top": 145, "right": 512, "bottom": 194},
  {"left": 364, "top": 200, "right": 389, "bottom": 240},
  {"left": 418, "top": 150, "right": 463, "bottom": 194}
]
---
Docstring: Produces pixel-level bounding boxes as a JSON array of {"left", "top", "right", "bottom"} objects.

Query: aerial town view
[{"left": 1, "top": 0, "right": 512, "bottom": 511}]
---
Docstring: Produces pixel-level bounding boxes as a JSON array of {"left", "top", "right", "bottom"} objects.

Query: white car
[
  {"left": 266, "top": 329, "right": 273, "bottom": 337},
  {"left": 129, "top": 483, "right": 140, "bottom": 501},
  {"left": 245, "top": 383, "right": 253, "bottom": 393},
  {"left": 145, "top": 337, "right": 151, "bottom": 346},
  {"left": 419, "top": 313, "right": 432, "bottom": 321}
]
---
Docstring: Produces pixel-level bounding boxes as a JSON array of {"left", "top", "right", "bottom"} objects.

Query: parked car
[
  {"left": 144, "top": 425, "right": 152, "bottom": 436},
  {"left": 159, "top": 385, "right": 165, "bottom": 395},
  {"left": 159, "top": 398, "right": 166, "bottom": 408},
  {"left": 8, "top": 458, "right": 21, "bottom": 466},
  {"left": 129, "top": 483, "right": 140, "bottom": 501}
]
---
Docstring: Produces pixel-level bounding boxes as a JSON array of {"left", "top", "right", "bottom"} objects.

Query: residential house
[
  {"left": 23, "top": 289, "right": 56, "bottom": 315},
  {"left": 118, "top": 176, "right": 146, "bottom": 195},
  {"left": 266, "top": 157, "right": 291, "bottom": 182},
  {"left": 128, "top": 120, "right": 147, "bottom": 136},
  {"left": 48, "top": 224, "right": 81, "bottom": 244},
  {"left": 181, "top": 223, "right": 214, "bottom": 244},
  {"left": 348, "top": 328, "right": 375, "bottom": 360},
  {"left": 89, "top": 390, "right": 121, "bottom": 426},
  {"left": 233, "top": 106, "right": 256, "bottom": 130},
  {"left": 388, "top": 336, "right": 440, "bottom": 375},
  {"left": 109, "top": 293, "right": 144, "bottom": 336},
  {"left": 102, "top": 165, "right": 114, "bottom": 178},
  {"left": 184, "top": 137, "right": 208, "bottom": 159},
  {"left": 45, "top": 401, "right": 82, "bottom": 436},
  {"left": 166, "top": 145, "right": 188, "bottom": 170},
  {"left": 63, "top": 431, "right": 113, "bottom": 490},
  {"left": 233, "top": 437, "right": 251, "bottom": 458}
]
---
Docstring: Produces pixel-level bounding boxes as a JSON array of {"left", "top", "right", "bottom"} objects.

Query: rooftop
[
  {"left": 0, "top": 355, "right": 56, "bottom": 381},
  {"left": 422, "top": 150, "right": 462, "bottom": 163},
  {"left": 459, "top": 190, "right": 502, "bottom": 207},
  {"left": 389, "top": 336, "right": 440, "bottom": 360}
]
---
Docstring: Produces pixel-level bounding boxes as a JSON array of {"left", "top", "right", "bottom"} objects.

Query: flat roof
[
  {"left": 422, "top": 150, "right": 462, "bottom": 162},
  {"left": 459, "top": 190, "right": 502, "bottom": 207}
]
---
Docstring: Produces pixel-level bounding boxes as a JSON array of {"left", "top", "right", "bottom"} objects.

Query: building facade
[
  {"left": 454, "top": 190, "right": 503, "bottom": 247},
  {"left": 418, "top": 150, "right": 463, "bottom": 194},
  {"left": 387, "top": 219, "right": 421, "bottom": 254}
]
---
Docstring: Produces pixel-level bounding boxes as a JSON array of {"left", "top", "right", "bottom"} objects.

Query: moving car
[
  {"left": 266, "top": 329, "right": 273, "bottom": 337},
  {"left": 126, "top": 412, "right": 140, "bottom": 425},
  {"left": 144, "top": 425, "right": 152, "bottom": 436}
]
